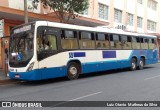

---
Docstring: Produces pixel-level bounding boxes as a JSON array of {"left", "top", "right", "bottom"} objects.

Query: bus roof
[{"left": 36, "top": 21, "right": 157, "bottom": 38}]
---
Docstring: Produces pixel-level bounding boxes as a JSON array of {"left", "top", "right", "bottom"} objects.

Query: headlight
[{"left": 26, "top": 62, "right": 34, "bottom": 72}]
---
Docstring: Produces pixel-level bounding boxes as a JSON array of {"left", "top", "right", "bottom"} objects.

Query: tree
[{"left": 33, "top": 0, "right": 89, "bottom": 23}]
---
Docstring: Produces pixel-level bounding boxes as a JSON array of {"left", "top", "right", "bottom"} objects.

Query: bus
[{"left": 8, "top": 21, "right": 158, "bottom": 80}]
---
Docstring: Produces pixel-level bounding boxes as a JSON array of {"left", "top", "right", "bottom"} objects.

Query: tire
[
  {"left": 130, "top": 58, "right": 137, "bottom": 71},
  {"left": 138, "top": 58, "right": 144, "bottom": 70},
  {"left": 67, "top": 62, "right": 80, "bottom": 80}
]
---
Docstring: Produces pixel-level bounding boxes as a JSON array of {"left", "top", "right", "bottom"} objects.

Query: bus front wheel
[
  {"left": 130, "top": 58, "right": 137, "bottom": 71},
  {"left": 67, "top": 62, "right": 80, "bottom": 80}
]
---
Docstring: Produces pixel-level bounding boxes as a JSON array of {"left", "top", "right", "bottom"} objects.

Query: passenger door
[{"left": 37, "top": 27, "right": 61, "bottom": 79}]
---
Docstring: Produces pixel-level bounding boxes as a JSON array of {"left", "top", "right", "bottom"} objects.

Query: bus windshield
[{"left": 9, "top": 24, "right": 34, "bottom": 67}]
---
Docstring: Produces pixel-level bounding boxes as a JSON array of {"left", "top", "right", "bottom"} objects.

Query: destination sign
[{"left": 14, "top": 25, "right": 31, "bottom": 34}]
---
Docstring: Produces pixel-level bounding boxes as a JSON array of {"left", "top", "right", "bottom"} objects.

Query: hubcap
[
  {"left": 132, "top": 62, "right": 136, "bottom": 69},
  {"left": 140, "top": 60, "right": 144, "bottom": 67},
  {"left": 69, "top": 66, "right": 77, "bottom": 76}
]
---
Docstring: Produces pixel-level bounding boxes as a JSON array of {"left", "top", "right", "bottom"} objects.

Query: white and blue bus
[{"left": 8, "top": 21, "right": 158, "bottom": 80}]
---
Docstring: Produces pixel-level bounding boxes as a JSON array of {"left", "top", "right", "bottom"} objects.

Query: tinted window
[
  {"left": 132, "top": 37, "right": 141, "bottom": 49},
  {"left": 110, "top": 34, "right": 121, "bottom": 49},
  {"left": 97, "top": 33, "right": 105, "bottom": 41},
  {"left": 37, "top": 27, "right": 58, "bottom": 61},
  {"left": 81, "top": 32, "right": 92, "bottom": 39},
  {"left": 121, "top": 35, "right": 132, "bottom": 49},
  {"left": 96, "top": 33, "right": 109, "bottom": 49},
  {"left": 61, "top": 30, "right": 78, "bottom": 49},
  {"left": 140, "top": 37, "right": 148, "bottom": 49},
  {"left": 64, "top": 30, "right": 74, "bottom": 38},
  {"left": 79, "top": 32, "right": 95, "bottom": 49},
  {"left": 149, "top": 38, "right": 156, "bottom": 49}
]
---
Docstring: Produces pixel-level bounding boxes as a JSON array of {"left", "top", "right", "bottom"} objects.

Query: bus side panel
[
  {"left": 38, "top": 54, "right": 67, "bottom": 80},
  {"left": 145, "top": 49, "right": 158, "bottom": 64},
  {"left": 131, "top": 49, "right": 158, "bottom": 65},
  {"left": 116, "top": 50, "right": 132, "bottom": 68},
  {"left": 82, "top": 50, "right": 133, "bottom": 74},
  {"left": 38, "top": 67, "right": 67, "bottom": 80}
]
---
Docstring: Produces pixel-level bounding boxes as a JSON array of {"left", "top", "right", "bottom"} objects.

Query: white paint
[
  {"left": 8, "top": 0, "right": 40, "bottom": 13},
  {"left": 98, "top": 18, "right": 109, "bottom": 22},
  {"left": 137, "top": 4, "right": 144, "bottom": 17},
  {"left": 137, "top": 28, "right": 144, "bottom": 33},
  {"left": 144, "top": 75, "right": 160, "bottom": 80},
  {"left": 126, "top": 0, "right": 135, "bottom": 14},
  {"left": 147, "top": 30, "right": 156, "bottom": 33},
  {"left": 51, "top": 91, "right": 102, "bottom": 107},
  {"left": 98, "top": 0, "right": 110, "bottom": 5},
  {"left": 147, "top": 8, "right": 158, "bottom": 22},
  {"left": 69, "top": 91, "right": 102, "bottom": 101},
  {"left": 114, "top": 0, "right": 124, "bottom": 10},
  {"left": 126, "top": 25, "right": 134, "bottom": 31}
]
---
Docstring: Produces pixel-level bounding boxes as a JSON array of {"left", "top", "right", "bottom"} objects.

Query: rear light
[{"left": 26, "top": 62, "right": 34, "bottom": 72}]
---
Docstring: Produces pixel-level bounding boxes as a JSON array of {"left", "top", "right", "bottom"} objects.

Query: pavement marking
[
  {"left": 52, "top": 91, "right": 102, "bottom": 107},
  {"left": 69, "top": 91, "right": 102, "bottom": 101},
  {"left": 144, "top": 75, "right": 160, "bottom": 80}
]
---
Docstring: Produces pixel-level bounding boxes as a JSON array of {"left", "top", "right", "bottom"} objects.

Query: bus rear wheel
[
  {"left": 130, "top": 58, "right": 137, "bottom": 71},
  {"left": 138, "top": 58, "right": 144, "bottom": 70},
  {"left": 67, "top": 62, "right": 80, "bottom": 80}
]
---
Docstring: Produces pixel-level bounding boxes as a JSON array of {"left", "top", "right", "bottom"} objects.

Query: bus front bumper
[{"left": 8, "top": 70, "right": 41, "bottom": 81}]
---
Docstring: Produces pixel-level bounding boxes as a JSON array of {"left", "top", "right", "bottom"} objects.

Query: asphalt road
[{"left": 0, "top": 64, "right": 160, "bottom": 110}]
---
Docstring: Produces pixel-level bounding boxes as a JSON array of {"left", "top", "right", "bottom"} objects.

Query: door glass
[{"left": 37, "top": 32, "right": 57, "bottom": 60}]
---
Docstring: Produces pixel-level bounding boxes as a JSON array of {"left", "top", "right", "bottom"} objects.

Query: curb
[{"left": 0, "top": 79, "right": 17, "bottom": 85}]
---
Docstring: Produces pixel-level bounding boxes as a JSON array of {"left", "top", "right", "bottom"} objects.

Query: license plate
[{"left": 15, "top": 74, "right": 20, "bottom": 78}]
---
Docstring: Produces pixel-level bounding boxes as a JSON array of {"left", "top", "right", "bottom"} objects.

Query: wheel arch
[
  {"left": 140, "top": 56, "right": 146, "bottom": 65},
  {"left": 67, "top": 60, "right": 82, "bottom": 74},
  {"left": 132, "top": 56, "right": 138, "bottom": 63}
]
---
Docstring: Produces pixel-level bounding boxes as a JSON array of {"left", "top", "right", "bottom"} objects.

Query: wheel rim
[
  {"left": 69, "top": 66, "right": 77, "bottom": 76},
  {"left": 140, "top": 60, "right": 144, "bottom": 68},
  {"left": 132, "top": 62, "right": 136, "bottom": 69}
]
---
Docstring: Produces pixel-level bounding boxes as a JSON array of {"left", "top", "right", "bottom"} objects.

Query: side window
[
  {"left": 96, "top": 33, "right": 109, "bottom": 49},
  {"left": 154, "top": 39, "right": 157, "bottom": 49},
  {"left": 120, "top": 35, "right": 132, "bottom": 49},
  {"left": 37, "top": 33, "right": 57, "bottom": 51},
  {"left": 37, "top": 29, "right": 45, "bottom": 52},
  {"left": 132, "top": 37, "right": 140, "bottom": 49},
  {"left": 110, "top": 34, "right": 121, "bottom": 49},
  {"left": 79, "top": 31, "right": 95, "bottom": 49},
  {"left": 37, "top": 27, "right": 58, "bottom": 61},
  {"left": 61, "top": 30, "right": 78, "bottom": 49},
  {"left": 48, "top": 35, "right": 57, "bottom": 50},
  {"left": 140, "top": 37, "right": 148, "bottom": 49},
  {"left": 149, "top": 38, "right": 156, "bottom": 49}
]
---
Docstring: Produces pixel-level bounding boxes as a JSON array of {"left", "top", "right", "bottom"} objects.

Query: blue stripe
[
  {"left": 74, "top": 52, "right": 86, "bottom": 57},
  {"left": 9, "top": 58, "right": 158, "bottom": 81},
  {"left": 9, "top": 66, "right": 66, "bottom": 81},
  {"left": 103, "top": 51, "right": 116, "bottom": 58},
  {"left": 9, "top": 50, "right": 158, "bottom": 81}
]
